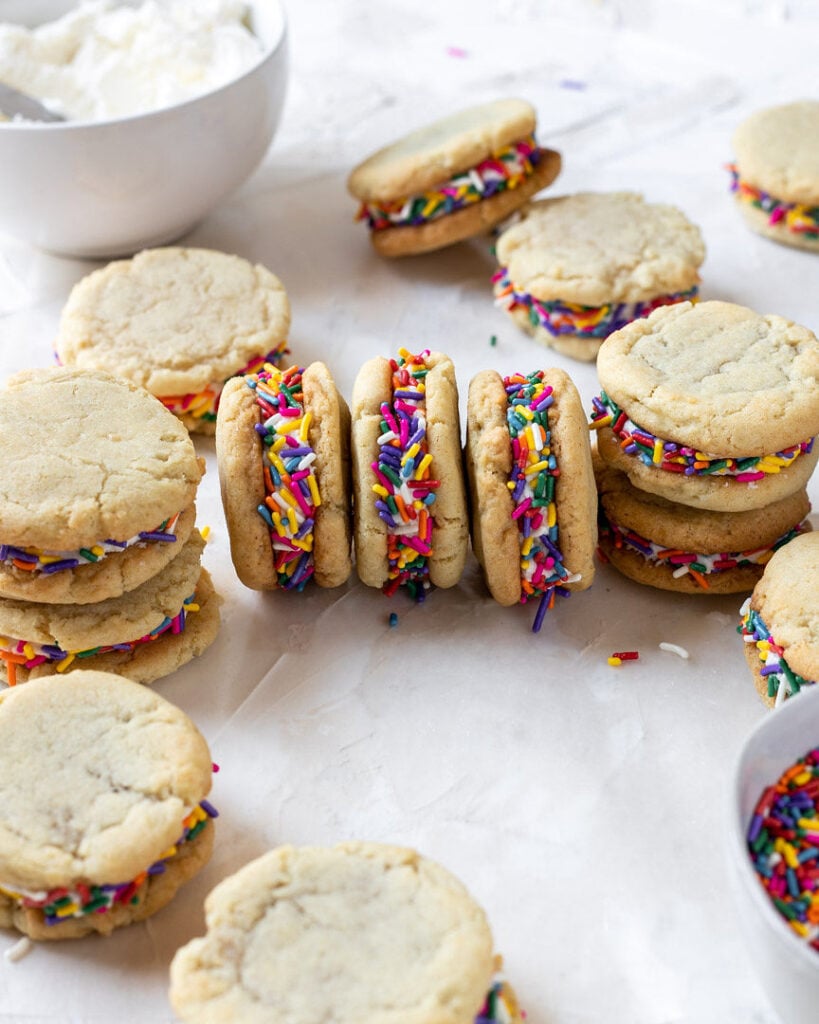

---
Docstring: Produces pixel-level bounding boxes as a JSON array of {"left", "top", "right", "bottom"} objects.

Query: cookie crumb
[
  {"left": 4, "top": 937, "right": 32, "bottom": 963},
  {"left": 659, "top": 641, "right": 690, "bottom": 659}
]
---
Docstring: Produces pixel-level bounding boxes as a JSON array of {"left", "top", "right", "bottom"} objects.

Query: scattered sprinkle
[
  {"left": 559, "top": 79, "right": 587, "bottom": 90},
  {"left": 612, "top": 651, "right": 639, "bottom": 661},
  {"left": 446, "top": 45, "right": 468, "bottom": 58},
  {"left": 200, "top": 525, "right": 211, "bottom": 542},
  {"left": 659, "top": 642, "right": 690, "bottom": 660},
  {"left": 607, "top": 656, "right": 622, "bottom": 667},
  {"left": 489, "top": 334, "right": 497, "bottom": 347},
  {"left": 212, "top": 762, "right": 220, "bottom": 773},
  {"left": 4, "top": 937, "right": 32, "bottom": 963},
  {"left": 389, "top": 612, "right": 398, "bottom": 628}
]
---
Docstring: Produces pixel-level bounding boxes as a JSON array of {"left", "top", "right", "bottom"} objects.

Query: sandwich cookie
[
  {"left": 465, "top": 368, "right": 596, "bottom": 630},
  {"left": 55, "top": 247, "right": 291, "bottom": 434},
  {"left": 0, "top": 670, "right": 217, "bottom": 939},
  {"left": 591, "top": 301, "right": 819, "bottom": 511},
  {"left": 351, "top": 349, "right": 468, "bottom": 598},
  {"left": 216, "top": 361, "right": 352, "bottom": 591},
  {"left": 348, "top": 98, "right": 561, "bottom": 258},
  {"left": 739, "top": 532, "right": 819, "bottom": 708},
  {"left": 729, "top": 101, "right": 819, "bottom": 252},
  {"left": 170, "top": 841, "right": 522, "bottom": 1024},
  {"left": 595, "top": 456, "right": 810, "bottom": 594},
  {"left": 0, "top": 530, "right": 219, "bottom": 686},
  {"left": 0, "top": 367, "right": 202, "bottom": 605},
  {"left": 493, "top": 192, "right": 705, "bottom": 361}
]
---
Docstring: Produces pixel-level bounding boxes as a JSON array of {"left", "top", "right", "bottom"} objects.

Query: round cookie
[
  {"left": 592, "top": 300, "right": 819, "bottom": 511},
  {"left": 55, "top": 247, "right": 291, "bottom": 434},
  {"left": 739, "top": 532, "right": 819, "bottom": 708},
  {"left": 348, "top": 98, "right": 561, "bottom": 258},
  {"left": 595, "top": 455, "right": 811, "bottom": 594},
  {"left": 169, "top": 841, "right": 516, "bottom": 1024},
  {"left": 351, "top": 350, "right": 468, "bottom": 595},
  {"left": 216, "top": 362, "right": 352, "bottom": 591},
  {"left": 493, "top": 192, "right": 705, "bottom": 361},
  {"left": 730, "top": 101, "right": 819, "bottom": 252},
  {"left": 0, "top": 530, "right": 219, "bottom": 686},
  {"left": 465, "top": 368, "right": 596, "bottom": 629},
  {"left": 0, "top": 669, "right": 216, "bottom": 939},
  {"left": 0, "top": 367, "right": 202, "bottom": 604}
]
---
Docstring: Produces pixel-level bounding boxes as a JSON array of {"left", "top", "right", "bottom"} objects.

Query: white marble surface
[{"left": 0, "top": 1, "right": 818, "bottom": 1021}]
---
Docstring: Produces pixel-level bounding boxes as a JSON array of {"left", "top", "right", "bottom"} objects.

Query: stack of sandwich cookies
[
  {"left": 348, "top": 98, "right": 561, "bottom": 258},
  {"left": 216, "top": 361, "right": 352, "bottom": 591},
  {"left": 729, "top": 101, "right": 819, "bottom": 252},
  {"left": 169, "top": 841, "right": 523, "bottom": 1023},
  {"left": 493, "top": 192, "right": 705, "bottom": 361},
  {"left": 0, "top": 670, "right": 217, "bottom": 939},
  {"left": 55, "top": 247, "right": 291, "bottom": 434},
  {"left": 351, "top": 349, "right": 468, "bottom": 598},
  {"left": 739, "top": 533, "right": 819, "bottom": 708},
  {"left": 465, "top": 368, "right": 596, "bottom": 630}
]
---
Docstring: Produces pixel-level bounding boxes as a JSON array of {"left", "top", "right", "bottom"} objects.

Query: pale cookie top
[
  {"left": 0, "top": 670, "right": 212, "bottom": 892},
  {"left": 170, "top": 842, "right": 495, "bottom": 1024},
  {"left": 495, "top": 192, "right": 705, "bottom": 306},
  {"left": 56, "top": 248, "right": 291, "bottom": 397},
  {"left": 733, "top": 101, "right": 819, "bottom": 205},
  {"left": 347, "top": 98, "right": 536, "bottom": 203},
  {"left": 751, "top": 532, "right": 819, "bottom": 683},
  {"left": 596, "top": 300, "right": 819, "bottom": 455},
  {"left": 0, "top": 367, "right": 202, "bottom": 550}
]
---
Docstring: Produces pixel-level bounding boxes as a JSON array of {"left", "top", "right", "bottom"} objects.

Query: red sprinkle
[{"left": 612, "top": 651, "right": 639, "bottom": 661}]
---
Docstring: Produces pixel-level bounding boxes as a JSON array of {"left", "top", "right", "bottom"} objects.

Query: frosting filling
[
  {"left": 245, "top": 364, "right": 320, "bottom": 591},
  {"left": 739, "top": 598, "right": 815, "bottom": 707},
  {"left": 590, "top": 391, "right": 814, "bottom": 480},
  {"left": 504, "top": 371, "right": 580, "bottom": 631},
  {"left": 475, "top": 973, "right": 520, "bottom": 1023},
  {"left": 356, "top": 135, "right": 543, "bottom": 230},
  {"left": 373, "top": 349, "right": 437, "bottom": 599},
  {"left": 493, "top": 267, "right": 698, "bottom": 339},
  {"left": 0, "top": 512, "right": 181, "bottom": 576},
  {"left": 728, "top": 164, "right": 819, "bottom": 239},
  {"left": 0, "top": 801, "right": 218, "bottom": 925},
  {"left": 0, "top": 592, "right": 200, "bottom": 686}
]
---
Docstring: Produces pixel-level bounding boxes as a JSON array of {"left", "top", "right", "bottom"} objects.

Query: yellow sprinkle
[
  {"left": 291, "top": 537, "right": 314, "bottom": 553},
  {"left": 774, "top": 837, "right": 800, "bottom": 870},
  {"left": 279, "top": 489, "right": 300, "bottom": 510},
  {"left": 520, "top": 537, "right": 534, "bottom": 557},
  {"left": 525, "top": 460, "right": 550, "bottom": 476},
  {"left": 589, "top": 415, "right": 613, "bottom": 430},
  {"left": 652, "top": 439, "right": 664, "bottom": 464},
  {"left": 299, "top": 410, "right": 312, "bottom": 442},
  {"left": 307, "top": 473, "right": 321, "bottom": 508},
  {"left": 22, "top": 643, "right": 35, "bottom": 660},
  {"left": 56, "top": 903, "right": 79, "bottom": 918},
  {"left": 55, "top": 653, "right": 76, "bottom": 673},
  {"left": 185, "top": 603, "right": 200, "bottom": 613},
  {"left": 373, "top": 484, "right": 389, "bottom": 498},
  {"left": 187, "top": 393, "right": 213, "bottom": 414},
  {"left": 507, "top": 481, "right": 515, "bottom": 490},
  {"left": 272, "top": 512, "right": 286, "bottom": 537},
  {"left": 608, "top": 657, "right": 622, "bottom": 667},
  {"left": 200, "top": 525, "right": 211, "bottom": 542},
  {"left": 268, "top": 451, "right": 286, "bottom": 475},
  {"left": 415, "top": 454, "right": 433, "bottom": 478},
  {"left": 271, "top": 435, "right": 288, "bottom": 451},
  {"left": 517, "top": 405, "right": 535, "bottom": 421},
  {"left": 403, "top": 442, "right": 421, "bottom": 464},
  {"left": 791, "top": 920, "right": 810, "bottom": 938},
  {"left": 547, "top": 502, "right": 557, "bottom": 529},
  {"left": 794, "top": 770, "right": 813, "bottom": 787},
  {"left": 38, "top": 554, "right": 63, "bottom": 564},
  {"left": 798, "top": 818, "right": 819, "bottom": 830},
  {"left": 397, "top": 347, "right": 413, "bottom": 361}
]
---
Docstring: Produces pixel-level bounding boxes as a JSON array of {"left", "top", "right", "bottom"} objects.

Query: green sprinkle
[
  {"left": 489, "top": 335, "right": 497, "bottom": 347},
  {"left": 79, "top": 548, "right": 100, "bottom": 562}
]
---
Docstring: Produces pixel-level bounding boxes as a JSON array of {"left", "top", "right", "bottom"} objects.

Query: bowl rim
[
  {"left": 729, "top": 682, "right": 819, "bottom": 975},
  {"left": 0, "top": 0, "right": 287, "bottom": 132}
]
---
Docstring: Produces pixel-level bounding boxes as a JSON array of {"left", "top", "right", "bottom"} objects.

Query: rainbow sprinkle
[
  {"left": 590, "top": 391, "right": 814, "bottom": 479},
  {"left": 374, "top": 349, "right": 437, "bottom": 600},
  {"left": 746, "top": 747, "right": 819, "bottom": 948},
  {"left": 728, "top": 164, "right": 819, "bottom": 240},
  {"left": 475, "top": 974, "right": 522, "bottom": 1023},
  {"left": 504, "top": 371, "right": 580, "bottom": 631},
  {"left": 493, "top": 268, "right": 697, "bottom": 339},
  {"left": 357, "top": 135, "right": 542, "bottom": 230},
  {"left": 245, "top": 364, "right": 319, "bottom": 591},
  {"left": 159, "top": 344, "right": 288, "bottom": 423},
  {"left": 739, "top": 599, "right": 814, "bottom": 706}
]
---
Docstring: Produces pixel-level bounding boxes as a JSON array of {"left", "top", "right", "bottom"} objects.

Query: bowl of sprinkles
[{"left": 728, "top": 684, "right": 819, "bottom": 1024}]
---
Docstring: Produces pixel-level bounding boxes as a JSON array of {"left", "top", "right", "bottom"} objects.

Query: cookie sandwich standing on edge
[
  {"left": 493, "top": 192, "right": 705, "bottom": 362},
  {"left": 55, "top": 247, "right": 291, "bottom": 434},
  {"left": 739, "top": 532, "right": 819, "bottom": 708},
  {"left": 729, "top": 101, "right": 819, "bottom": 252},
  {"left": 351, "top": 349, "right": 468, "bottom": 599},
  {"left": 170, "top": 841, "right": 522, "bottom": 1024},
  {"left": 465, "top": 368, "right": 596, "bottom": 630},
  {"left": 590, "top": 301, "right": 819, "bottom": 511},
  {"left": 0, "top": 670, "right": 218, "bottom": 939},
  {"left": 348, "top": 98, "right": 561, "bottom": 258},
  {"left": 216, "top": 361, "right": 352, "bottom": 591}
]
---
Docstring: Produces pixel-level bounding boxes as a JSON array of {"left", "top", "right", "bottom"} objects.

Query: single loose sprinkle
[
  {"left": 612, "top": 651, "right": 639, "bottom": 661},
  {"left": 389, "top": 612, "right": 398, "bottom": 628},
  {"left": 659, "top": 642, "right": 689, "bottom": 660},
  {"left": 4, "top": 937, "right": 32, "bottom": 963},
  {"left": 608, "top": 656, "right": 622, "bottom": 667}
]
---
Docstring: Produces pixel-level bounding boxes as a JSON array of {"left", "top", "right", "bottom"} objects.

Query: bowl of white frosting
[{"left": 0, "top": 0, "right": 288, "bottom": 256}]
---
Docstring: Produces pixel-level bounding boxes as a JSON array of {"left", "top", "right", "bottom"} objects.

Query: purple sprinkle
[
  {"left": 532, "top": 591, "right": 551, "bottom": 633},
  {"left": 200, "top": 799, "right": 219, "bottom": 818},
  {"left": 138, "top": 531, "right": 175, "bottom": 543},
  {"left": 147, "top": 862, "right": 166, "bottom": 875},
  {"left": 41, "top": 558, "right": 81, "bottom": 573}
]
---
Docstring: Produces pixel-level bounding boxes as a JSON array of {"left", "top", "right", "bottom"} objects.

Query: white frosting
[{"left": 0, "top": 0, "right": 263, "bottom": 121}]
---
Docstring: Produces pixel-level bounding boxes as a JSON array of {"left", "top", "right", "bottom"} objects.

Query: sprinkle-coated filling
[
  {"left": 0, "top": 592, "right": 200, "bottom": 686},
  {"left": 0, "top": 512, "right": 181, "bottom": 576},
  {"left": 158, "top": 344, "right": 288, "bottom": 423},
  {"left": 493, "top": 267, "right": 698, "bottom": 339},
  {"left": 728, "top": 164, "right": 819, "bottom": 239},
  {"left": 504, "top": 371, "right": 580, "bottom": 632},
  {"left": 746, "top": 746, "right": 819, "bottom": 948},
  {"left": 0, "top": 801, "right": 218, "bottom": 925},
  {"left": 739, "top": 598, "right": 814, "bottom": 706},
  {"left": 589, "top": 391, "right": 814, "bottom": 479},
  {"left": 245, "top": 364, "right": 320, "bottom": 591},
  {"left": 475, "top": 974, "right": 520, "bottom": 1023},
  {"left": 373, "top": 349, "right": 437, "bottom": 600},
  {"left": 356, "top": 135, "right": 542, "bottom": 230}
]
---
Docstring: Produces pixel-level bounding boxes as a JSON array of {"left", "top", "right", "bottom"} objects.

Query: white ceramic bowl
[
  {"left": 0, "top": 0, "right": 288, "bottom": 257},
  {"left": 728, "top": 685, "right": 819, "bottom": 1024}
]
